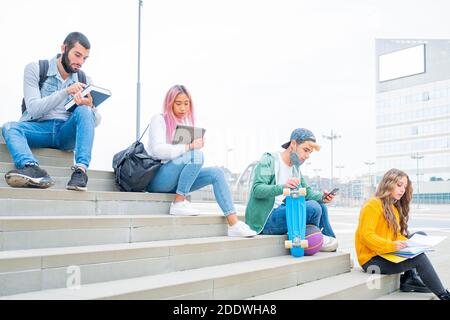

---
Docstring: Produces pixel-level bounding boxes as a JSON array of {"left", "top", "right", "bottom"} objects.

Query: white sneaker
[
  {"left": 320, "top": 235, "right": 338, "bottom": 252},
  {"left": 169, "top": 200, "right": 200, "bottom": 216},
  {"left": 228, "top": 220, "right": 257, "bottom": 237}
]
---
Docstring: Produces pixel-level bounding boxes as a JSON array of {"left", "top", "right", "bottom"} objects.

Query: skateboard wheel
[
  {"left": 283, "top": 188, "right": 291, "bottom": 196},
  {"left": 292, "top": 237, "right": 308, "bottom": 248},
  {"left": 285, "top": 240, "right": 293, "bottom": 249},
  {"left": 298, "top": 188, "right": 307, "bottom": 196},
  {"left": 300, "top": 240, "right": 309, "bottom": 248},
  {"left": 293, "top": 236, "right": 301, "bottom": 247}
]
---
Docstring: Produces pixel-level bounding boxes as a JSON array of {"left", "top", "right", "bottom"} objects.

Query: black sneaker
[
  {"left": 66, "top": 167, "right": 88, "bottom": 191},
  {"left": 5, "top": 164, "right": 54, "bottom": 188},
  {"left": 400, "top": 270, "right": 432, "bottom": 293},
  {"left": 438, "top": 289, "right": 450, "bottom": 300}
]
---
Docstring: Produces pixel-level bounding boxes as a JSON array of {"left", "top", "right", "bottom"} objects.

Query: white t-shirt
[{"left": 273, "top": 153, "right": 294, "bottom": 209}]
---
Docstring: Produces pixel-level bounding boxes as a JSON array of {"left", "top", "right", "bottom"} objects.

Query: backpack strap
[
  {"left": 38, "top": 60, "right": 49, "bottom": 89},
  {"left": 22, "top": 60, "right": 87, "bottom": 114},
  {"left": 77, "top": 70, "right": 87, "bottom": 84},
  {"left": 21, "top": 60, "right": 49, "bottom": 114},
  {"left": 138, "top": 123, "right": 151, "bottom": 142}
]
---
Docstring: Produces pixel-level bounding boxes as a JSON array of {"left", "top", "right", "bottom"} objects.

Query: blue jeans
[
  {"left": 2, "top": 106, "right": 96, "bottom": 170},
  {"left": 261, "top": 200, "right": 336, "bottom": 237},
  {"left": 146, "top": 150, "right": 236, "bottom": 216}
]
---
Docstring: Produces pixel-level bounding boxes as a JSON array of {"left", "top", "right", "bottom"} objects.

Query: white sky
[{"left": 1, "top": 0, "right": 450, "bottom": 180}]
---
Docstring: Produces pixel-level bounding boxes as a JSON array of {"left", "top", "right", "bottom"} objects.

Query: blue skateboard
[{"left": 284, "top": 187, "right": 308, "bottom": 257}]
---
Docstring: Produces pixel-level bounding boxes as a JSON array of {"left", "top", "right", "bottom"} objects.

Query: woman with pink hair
[{"left": 145, "top": 85, "right": 256, "bottom": 237}]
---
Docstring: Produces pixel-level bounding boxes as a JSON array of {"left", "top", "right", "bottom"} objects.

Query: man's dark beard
[{"left": 60, "top": 51, "right": 76, "bottom": 74}]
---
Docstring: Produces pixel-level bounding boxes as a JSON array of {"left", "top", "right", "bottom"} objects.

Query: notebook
[
  {"left": 64, "top": 84, "right": 112, "bottom": 112},
  {"left": 381, "top": 234, "right": 446, "bottom": 263}
]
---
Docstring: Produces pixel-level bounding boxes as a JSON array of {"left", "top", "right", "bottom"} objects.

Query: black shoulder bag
[{"left": 112, "top": 124, "right": 162, "bottom": 192}]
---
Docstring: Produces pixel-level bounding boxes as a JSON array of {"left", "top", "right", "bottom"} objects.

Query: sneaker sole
[
  {"left": 168, "top": 212, "right": 200, "bottom": 216},
  {"left": 66, "top": 185, "right": 88, "bottom": 192},
  {"left": 5, "top": 174, "right": 54, "bottom": 189},
  {"left": 227, "top": 233, "right": 257, "bottom": 237},
  {"left": 320, "top": 243, "right": 339, "bottom": 252},
  {"left": 400, "top": 284, "right": 432, "bottom": 293}
]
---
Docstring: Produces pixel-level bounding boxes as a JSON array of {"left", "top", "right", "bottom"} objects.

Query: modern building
[{"left": 375, "top": 39, "right": 450, "bottom": 203}]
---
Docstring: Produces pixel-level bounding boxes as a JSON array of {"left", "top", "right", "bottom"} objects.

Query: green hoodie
[{"left": 244, "top": 152, "right": 324, "bottom": 234}]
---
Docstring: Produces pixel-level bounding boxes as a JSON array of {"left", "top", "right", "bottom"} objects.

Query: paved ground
[{"left": 192, "top": 201, "right": 450, "bottom": 292}]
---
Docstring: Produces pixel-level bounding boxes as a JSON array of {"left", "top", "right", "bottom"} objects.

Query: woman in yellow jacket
[{"left": 355, "top": 168, "right": 449, "bottom": 300}]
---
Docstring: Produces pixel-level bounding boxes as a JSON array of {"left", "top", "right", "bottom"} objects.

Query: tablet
[{"left": 172, "top": 125, "right": 206, "bottom": 145}]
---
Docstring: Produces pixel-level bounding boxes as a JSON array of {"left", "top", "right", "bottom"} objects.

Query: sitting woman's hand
[
  {"left": 188, "top": 138, "right": 205, "bottom": 150},
  {"left": 394, "top": 240, "right": 408, "bottom": 251}
]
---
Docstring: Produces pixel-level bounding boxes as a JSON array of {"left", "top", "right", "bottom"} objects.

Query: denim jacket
[{"left": 20, "top": 56, "right": 101, "bottom": 126}]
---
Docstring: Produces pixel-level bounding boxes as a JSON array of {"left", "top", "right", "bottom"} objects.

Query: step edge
[
  {"left": 0, "top": 253, "right": 350, "bottom": 300},
  {"left": 249, "top": 269, "right": 399, "bottom": 300},
  {"left": 0, "top": 235, "right": 286, "bottom": 261}
]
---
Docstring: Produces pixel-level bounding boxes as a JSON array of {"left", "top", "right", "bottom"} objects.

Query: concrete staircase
[
  {"left": 249, "top": 268, "right": 400, "bottom": 300},
  {"left": 0, "top": 133, "right": 400, "bottom": 299}
]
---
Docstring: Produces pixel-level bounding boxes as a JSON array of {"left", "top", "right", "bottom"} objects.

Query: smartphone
[{"left": 323, "top": 188, "right": 339, "bottom": 199}]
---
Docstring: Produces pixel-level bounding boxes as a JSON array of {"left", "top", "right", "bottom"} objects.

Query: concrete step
[
  {"left": 0, "top": 162, "right": 119, "bottom": 191},
  {"left": 0, "top": 176, "right": 120, "bottom": 192},
  {"left": 0, "top": 162, "right": 115, "bottom": 180},
  {"left": 376, "top": 290, "right": 436, "bottom": 300},
  {"left": 0, "top": 252, "right": 351, "bottom": 300},
  {"left": 0, "top": 215, "right": 231, "bottom": 251},
  {"left": 0, "top": 235, "right": 289, "bottom": 296},
  {"left": 0, "top": 144, "right": 74, "bottom": 168},
  {"left": 248, "top": 268, "right": 400, "bottom": 300},
  {"left": 0, "top": 187, "right": 174, "bottom": 216}
]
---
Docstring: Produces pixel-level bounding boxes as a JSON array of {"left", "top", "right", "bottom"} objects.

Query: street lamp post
[
  {"left": 225, "top": 148, "right": 233, "bottom": 170},
  {"left": 313, "top": 168, "right": 322, "bottom": 190},
  {"left": 323, "top": 130, "right": 341, "bottom": 190},
  {"left": 364, "top": 161, "right": 375, "bottom": 188},
  {"left": 335, "top": 165, "right": 345, "bottom": 183},
  {"left": 411, "top": 153, "right": 424, "bottom": 208},
  {"left": 364, "top": 161, "right": 375, "bottom": 201},
  {"left": 136, "top": 0, "right": 143, "bottom": 140},
  {"left": 304, "top": 161, "right": 312, "bottom": 178},
  {"left": 335, "top": 165, "right": 345, "bottom": 206}
]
